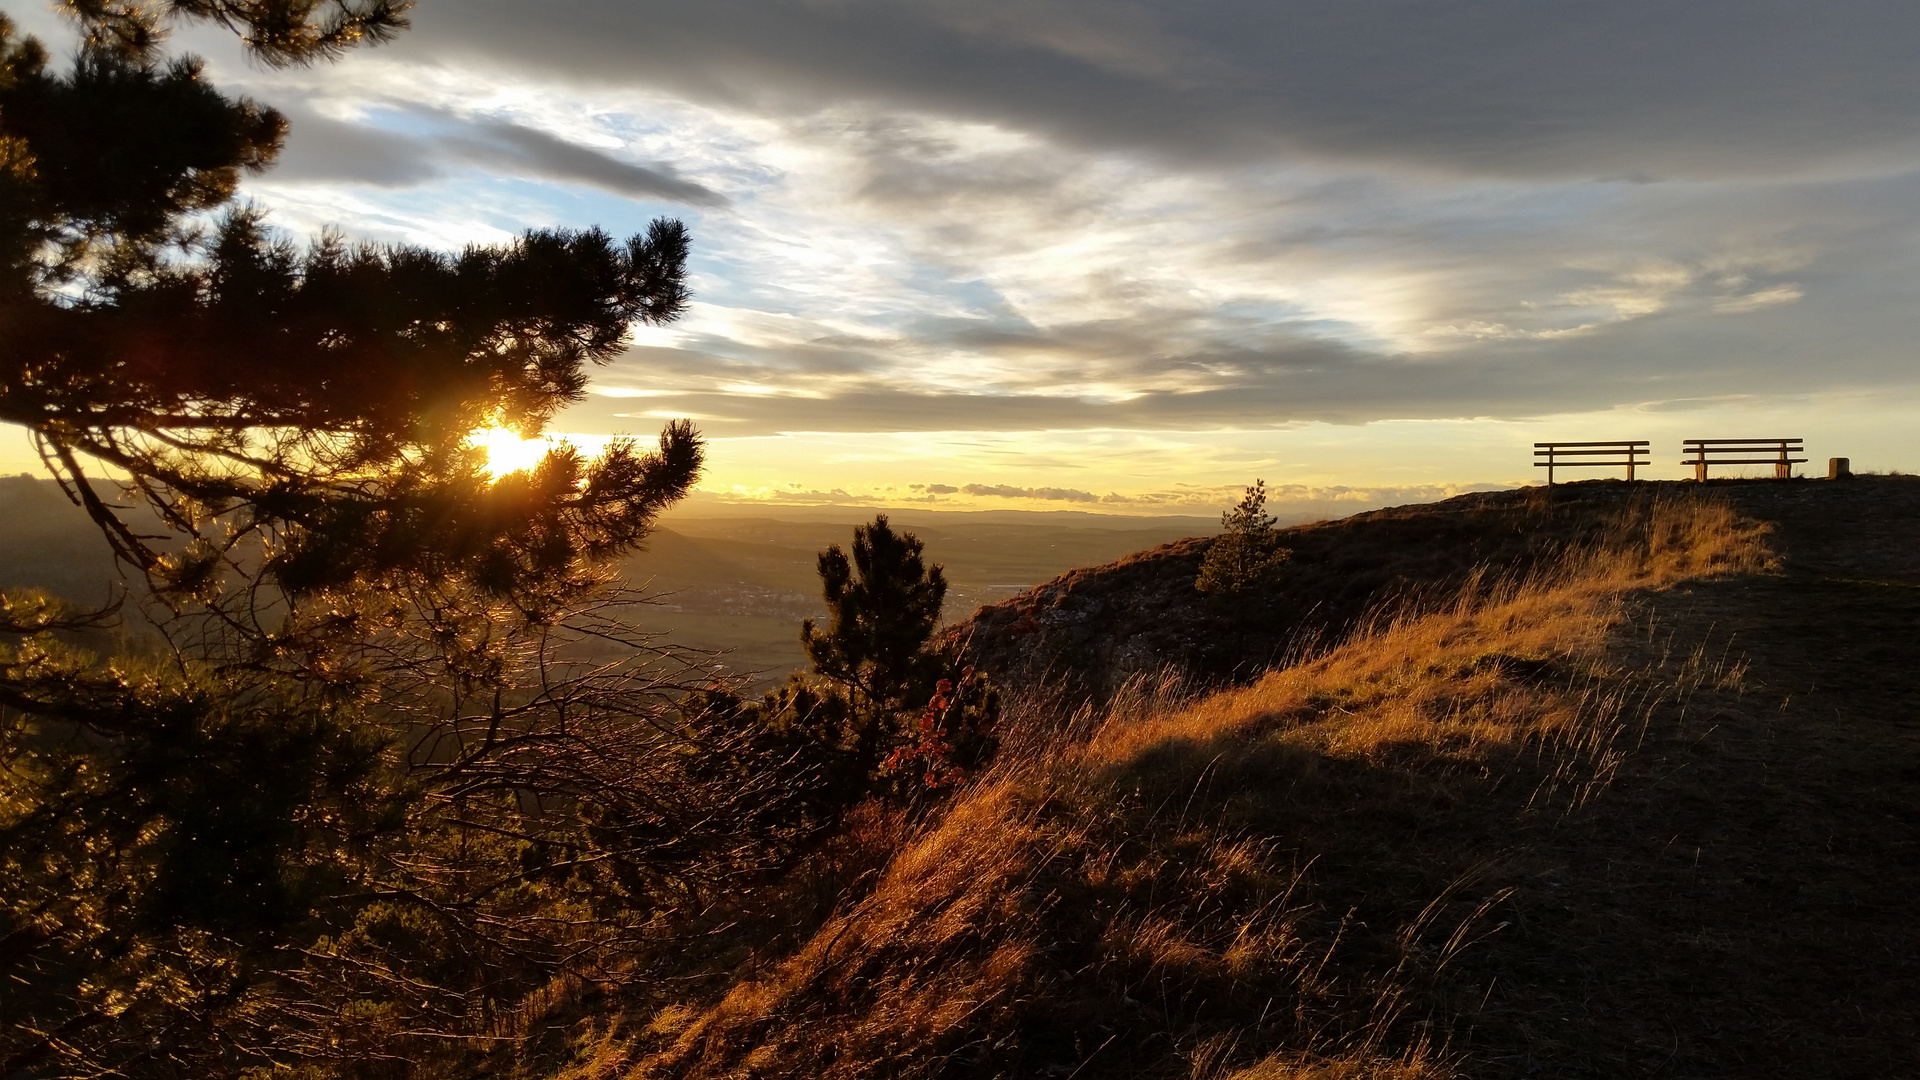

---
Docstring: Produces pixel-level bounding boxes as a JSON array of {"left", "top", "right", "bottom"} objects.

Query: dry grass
[{"left": 609, "top": 494, "right": 1773, "bottom": 1079}]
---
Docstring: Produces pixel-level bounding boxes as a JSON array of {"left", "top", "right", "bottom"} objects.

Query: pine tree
[
  {"left": 803, "top": 514, "right": 949, "bottom": 717},
  {"left": 0, "top": 7, "right": 763, "bottom": 1074},
  {"left": 0, "top": 7, "right": 700, "bottom": 672},
  {"left": 800, "top": 515, "right": 997, "bottom": 793},
  {"left": 1196, "top": 479, "right": 1292, "bottom": 597},
  {"left": 687, "top": 515, "right": 999, "bottom": 811}
]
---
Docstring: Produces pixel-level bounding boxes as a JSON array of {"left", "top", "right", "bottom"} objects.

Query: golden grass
[{"left": 621, "top": 493, "right": 1773, "bottom": 1080}]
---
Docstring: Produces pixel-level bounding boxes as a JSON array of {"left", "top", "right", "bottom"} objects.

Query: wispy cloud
[
  {"left": 268, "top": 100, "right": 727, "bottom": 206},
  {"left": 443, "top": 120, "right": 728, "bottom": 206}
]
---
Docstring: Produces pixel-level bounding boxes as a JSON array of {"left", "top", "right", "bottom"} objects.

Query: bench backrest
[
  {"left": 1533, "top": 440, "right": 1649, "bottom": 458},
  {"left": 1681, "top": 438, "right": 1804, "bottom": 459},
  {"left": 1533, "top": 441, "right": 1648, "bottom": 484},
  {"left": 1528, "top": 439, "right": 1813, "bottom": 483}
]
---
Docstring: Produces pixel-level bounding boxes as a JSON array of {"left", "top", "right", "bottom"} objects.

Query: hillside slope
[
  {"left": 617, "top": 479, "right": 1920, "bottom": 1080},
  {"left": 953, "top": 478, "right": 1920, "bottom": 698}
]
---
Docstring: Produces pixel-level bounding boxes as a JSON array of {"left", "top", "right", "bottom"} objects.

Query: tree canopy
[{"left": 0, "top": 4, "right": 698, "bottom": 663}]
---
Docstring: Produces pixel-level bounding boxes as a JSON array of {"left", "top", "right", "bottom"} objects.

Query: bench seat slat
[{"left": 1678, "top": 458, "right": 1809, "bottom": 466}]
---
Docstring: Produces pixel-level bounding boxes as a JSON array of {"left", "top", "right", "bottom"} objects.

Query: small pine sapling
[{"left": 1196, "top": 479, "right": 1292, "bottom": 597}]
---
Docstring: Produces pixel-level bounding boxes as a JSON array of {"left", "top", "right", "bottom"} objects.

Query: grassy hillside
[
  {"left": 576, "top": 479, "right": 1920, "bottom": 1079},
  {"left": 8, "top": 473, "right": 1914, "bottom": 1076}
]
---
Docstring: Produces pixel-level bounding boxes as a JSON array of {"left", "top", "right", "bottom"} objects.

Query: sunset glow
[{"left": 472, "top": 426, "right": 555, "bottom": 479}]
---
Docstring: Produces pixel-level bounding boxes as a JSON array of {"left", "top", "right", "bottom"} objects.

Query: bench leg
[
  {"left": 1775, "top": 462, "right": 1790, "bottom": 479},
  {"left": 1627, "top": 462, "right": 1636, "bottom": 481},
  {"left": 1694, "top": 462, "right": 1707, "bottom": 482}
]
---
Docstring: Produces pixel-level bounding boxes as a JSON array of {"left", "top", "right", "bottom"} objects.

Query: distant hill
[
  {"left": 0, "top": 476, "right": 1209, "bottom": 685},
  {"left": 0, "top": 474, "right": 124, "bottom": 608},
  {"left": 621, "top": 514, "right": 1208, "bottom": 683}
]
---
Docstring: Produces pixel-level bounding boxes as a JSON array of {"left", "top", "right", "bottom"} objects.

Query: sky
[{"left": 8, "top": 1, "right": 1920, "bottom": 516}]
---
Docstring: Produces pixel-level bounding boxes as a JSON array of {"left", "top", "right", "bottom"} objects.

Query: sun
[{"left": 471, "top": 425, "right": 555, "bottom": 479}]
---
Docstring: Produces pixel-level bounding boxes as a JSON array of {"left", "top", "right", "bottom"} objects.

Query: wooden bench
[
  {"left": 1681, "top": 438, "right": 1806, "bottom": 480},
  {"left": 1534, "top": 440, "right": 1649, "bottom": 485}
]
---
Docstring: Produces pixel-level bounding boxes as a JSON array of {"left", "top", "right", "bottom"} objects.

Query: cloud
[
  {"left": 267, "top": 103, "right": 726, "bottom": 206},
  {"left": 271, "top": 111, "right": 441, "bottom": 186},
  {"left": 668, "top": 479, "right": 1524, "bottom": 521},
  {"left": 960, "top": 483, "right": 1101, "bottom": 502},
  {"left": 204, "top": 5, "right": 1920, "bottom": 458},
  {"left": 1711, "top": 285, "right": 1805, "bottom": 315},
  {"left": 1635, "top": 395, "right": 1762, "bottom": 414},
  {"left": 442, "top": 121, "right": 728, "bottom": 206},
  {"left": 575, "top": 238, "right": 1919, "bottom": 434},
  {"left": 410, "top": 0, "right": 1920, "bottom": 180}
]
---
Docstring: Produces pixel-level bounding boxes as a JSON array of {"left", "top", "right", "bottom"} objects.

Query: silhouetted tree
[
  {"left": 1, "top": 7, "right": 699, "bottom": 677},
  {"left": 803, "top": 515, "right": 948, "bottom": 717},
  {"left": 688, "top": 515, "right": 999, "bottom": 811},
  {"left": 0, "top": 6, "right": 767, "bottom": 1076}
]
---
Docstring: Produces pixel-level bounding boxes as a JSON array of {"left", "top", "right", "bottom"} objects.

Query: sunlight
[{"left": 471, "top": 425, "right": 554, "bottom": 479}]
